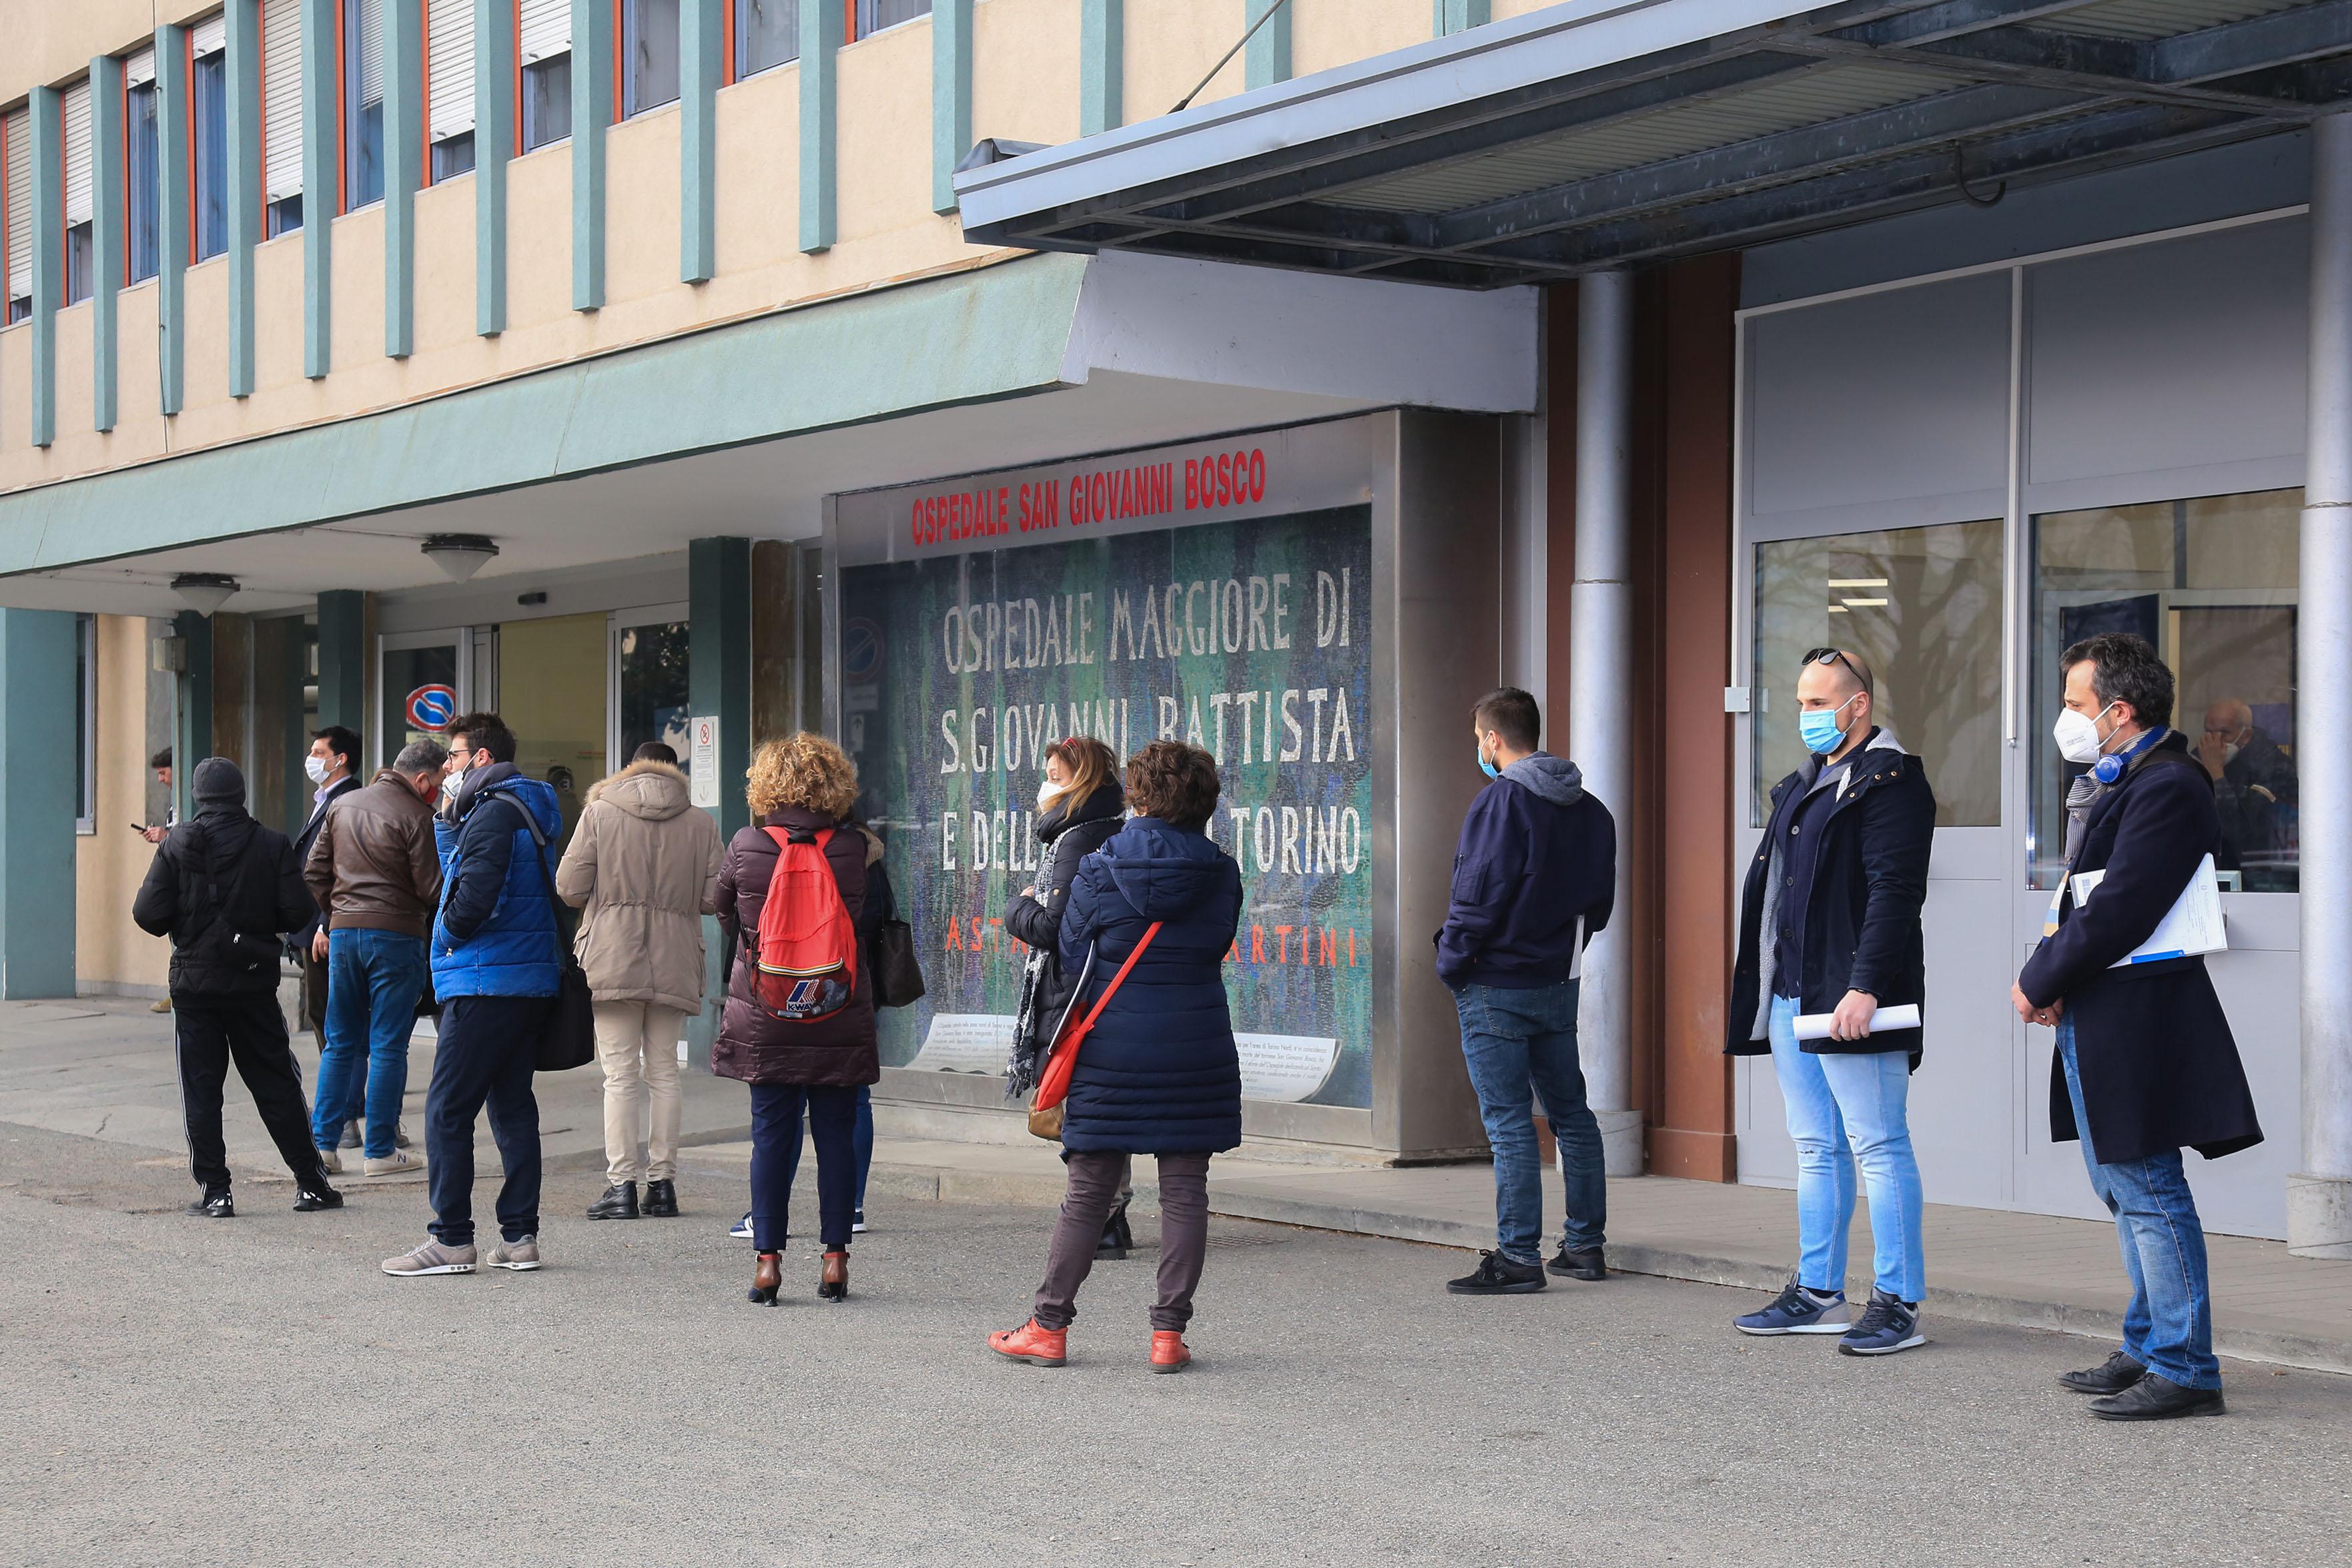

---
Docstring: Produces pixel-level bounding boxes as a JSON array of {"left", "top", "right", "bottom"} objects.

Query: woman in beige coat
[{"left": 556, "top": 743, "right": 724, "bottom": 1220}]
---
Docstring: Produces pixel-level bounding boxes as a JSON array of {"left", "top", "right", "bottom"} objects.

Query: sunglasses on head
[{"left": 1801, "top": 647, "right": 1871, "bottom": 695}]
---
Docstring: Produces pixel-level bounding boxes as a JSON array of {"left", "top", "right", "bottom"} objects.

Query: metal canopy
[{"left": 954, "top": 0, "right": 2352, "bottom": 286}]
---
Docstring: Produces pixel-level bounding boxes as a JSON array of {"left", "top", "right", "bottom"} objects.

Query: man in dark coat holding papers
[{"left": 2014, "top": 632, "right": 2261, "bottom": 1422}]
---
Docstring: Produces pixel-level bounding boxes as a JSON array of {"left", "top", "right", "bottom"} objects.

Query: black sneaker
[
  {"left": 586, "top": 1182, "right": 640, "bottom": 1220},
  {"left": 186, "top": 1192, "right": 235, "bottom": 1218},
  {"left": 293, "top": 1184, "right": 344, "bottom": 1212},
  {"left": 1837, "top": 1288, "right": 1926, "bottom": 1356},
  {"left": 340, "top": 1120, "right": 362, "bottom": 1150},
  {"left": 1548, "top": 1245, "right": 1606, "bottom": 1281},
  {"left": 1446, "top": 1250, "right": 1547, "bottom": 1294},
  {"left": 641, "top": 1179, "right": 679, "bottom": 1218},
  {"left": 1096, "top": 1201, "right": 1133, "bottom": 1260}
]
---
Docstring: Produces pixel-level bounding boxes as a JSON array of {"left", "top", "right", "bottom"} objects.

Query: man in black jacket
[
  {"left": 1435, "top": 688, "right": 1616, "bottom": 1296},
  {"left": 2015, "top": 633, "right": 2261, "bottom": 1421},
  {"left": 132, "top": 758, "right": 343, "bottom": 1218},
  {"left": 1725, "top": 649, "right": 1936, "bottom": 1355}
]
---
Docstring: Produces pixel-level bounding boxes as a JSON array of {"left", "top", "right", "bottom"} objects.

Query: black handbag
[
  {"left": 518, "top": 812, "right": 598, "bottom": 1074},
  {"left": 865, "top": 859, "right": 925, "bottom": 1010}
]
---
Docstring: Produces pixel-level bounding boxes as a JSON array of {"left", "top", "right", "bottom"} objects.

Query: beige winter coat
[{"left": 554, "top": 760, "right": 724, "bottom": 1012}]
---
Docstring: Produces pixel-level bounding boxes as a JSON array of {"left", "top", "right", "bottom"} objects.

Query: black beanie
[{"left": 192, "top": 757, "right": 246, "bottom": 806}]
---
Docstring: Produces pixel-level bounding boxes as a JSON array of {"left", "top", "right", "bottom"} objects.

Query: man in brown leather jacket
[{"left": 304, "top": 741, "right": 448, "bottom": 1178}]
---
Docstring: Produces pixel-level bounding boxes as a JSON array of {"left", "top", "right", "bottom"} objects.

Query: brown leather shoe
[
  {"left": 748, "top": 1251, "right": 782, "bottom": 1306},
  {"left": 1150, "top": 1330, "right": 1192, "bottom": 1374},
  {"left": 817, "top": 1248, "right": 849, "bottom": 1302},
  {"left": 989, "top": 1318, "right": 1068, "bottom": 1367}
]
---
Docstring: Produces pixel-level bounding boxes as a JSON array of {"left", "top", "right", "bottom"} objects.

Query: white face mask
[
  {"left": 2053, "top": 701, "right": 2118, "bottom": 765},
  {"left": 304, "top": 755, "right": 331, "bottom": 785},
  {"left": 2221, "top": 740, "right": 2243, "bottom": 765},
  {"left": 1036, "top": 779, "right": 1061, "bottom": 811}
]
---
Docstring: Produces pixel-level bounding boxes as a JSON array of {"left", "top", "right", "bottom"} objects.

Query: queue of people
[{"left": 130, "top": 630, "right": 2257, "bottom": 1410}]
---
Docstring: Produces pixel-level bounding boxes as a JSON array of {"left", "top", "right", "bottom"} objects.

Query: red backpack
[{"left": 749, "top": 826, "right": 859, "bottom": 1022}]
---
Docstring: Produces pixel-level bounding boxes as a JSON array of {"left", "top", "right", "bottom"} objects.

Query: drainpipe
[
  {"left": 2294, "top": 113, "right": 2352, "bottom": 1258},
  {"left": 1569, "top": 270, "right": 1642, "bottom": 1177}
]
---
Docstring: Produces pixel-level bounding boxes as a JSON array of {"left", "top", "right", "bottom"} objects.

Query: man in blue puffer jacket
[{"left": 382, "top": 713, "right": 566, "bottom": 1278}]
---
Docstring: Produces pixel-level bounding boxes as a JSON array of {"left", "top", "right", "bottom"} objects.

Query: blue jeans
[
  {"left": 2058, "top": 1017, "right": 2221, "bottom": 1389},
  {"left": 311, "top": 928, "right": 429, "bottom": 1160},
  {"left": 779, "top": 1083, "right": 873, "bottom": 1210},
  {"left": 424, "top": 994, "right": 547, "bottom": 1248},
  {"left": 1769, "top": 995, "right": 1926, "bottom": 1302},
  {"left": 1454, "top": 978, "right": 1604, "bottom": 1264}
]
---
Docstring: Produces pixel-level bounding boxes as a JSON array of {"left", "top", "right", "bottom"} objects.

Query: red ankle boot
[
  {"left": 988, "top": 1318, "right": 1068, "bottom": 1367},
  {"left": 1150, "top": 1330, "right": 1192, "bottom": 1373}
]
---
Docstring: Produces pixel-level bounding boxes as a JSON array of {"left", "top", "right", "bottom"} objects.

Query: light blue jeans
[
  {"left": 2057, "top": 1017, "right": 2221, "bottom": 1390},
  {"left": 1769, "top": 994, "right": 1926, "bottom": 1302},
  {"left": 1455, "top": 978, "right": 1605, "bottom": 1264}
]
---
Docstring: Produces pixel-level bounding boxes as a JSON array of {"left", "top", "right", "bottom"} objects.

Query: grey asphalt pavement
[{"left": 8, "top": 1118, "right": 2350, "bottom": 1568}]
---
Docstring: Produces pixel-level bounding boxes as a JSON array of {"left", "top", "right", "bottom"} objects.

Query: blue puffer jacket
[
  {"left": 432, "top": 765, "right": 565, "bottom": 1000},
  {"left": 1056, "top": 815, "right": 1244, "bottom": 1156}
]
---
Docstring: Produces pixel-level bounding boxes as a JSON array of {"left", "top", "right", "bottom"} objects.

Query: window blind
[
  {"left": 263, "top": 0, "right": 302, "bottom": 200},
  {"left": 428, "top": 0, "right": 476, "bottom": 139},
  {"left": 125, "top": 46, "right": 158, "bottom": 89},
  {"left": 192, "top": 12, "right": 229, "bottom": 56},
  {"left": 359, "top": 0, "right": 385, "bottom": 109},
  {"left": 5, "top": 110, "right": 29, "bottom": 302},
  {"left": 63, "top": 80, "right": 93, "bottom": 228},
  {"left": 518, "top": 0, "right": 571, "bottom": 63}
]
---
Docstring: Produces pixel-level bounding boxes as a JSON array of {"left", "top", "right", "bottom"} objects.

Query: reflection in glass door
[
  {"left": 613, "top": 608, "right": 692, "bottom": 778},
  {"left": 500, "top": 613, "right": 611, "bottom": 846},
  {"left": 379, "top": 631, "right": 468, "bottom": 768}
]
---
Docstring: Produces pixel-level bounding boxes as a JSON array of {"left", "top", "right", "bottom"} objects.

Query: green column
[
  {"left": 28, "top": 86, "right": 59, "bottom": 449},
  {"left": 157, "top": 25, "right": 191, "bottom": 410},
  {"left": 0, "top": 611, "right": 81, "bottom": 998},
  {"left": 173, "top": 611, "right": 216, "bottom": 828},
  {"left": 227, "top": 0, "right": 262, "bottom": 394},
  {"left": 799, "top": 0, "right": 841, "bottom": 253},
  {"left": 316, "top": 590, "right": 367, "bottom": 734},
  {"left": 384, "top": 0, "right": 424, "bottom": 355},
  {"left": 91, "top": 54, "right": 124, "bottom": 432},
  {"left": 688, "top": 537, "right": 752, "bottom": 1069},
  {"left": 300, "top": 0, "right": 336, "bottom": 377},
  {"left": 931, "top": 0, "right": 971, "bottom": 213},
  {"left": 1080, "top": 0, "right": 1122, "bottom": 136},
  {"left": 571, "top": 0, "right": 613, "bottom": 310},
  {"left": 474, "top": 0, "right": 514, "bottom": 334},
  {"left": 1245, "top": 0, "right": 1291, "bottom": 89},
  {"left": 681, "top": 0, "right": 719, "bottom": 282},
  {"left": 1434, "top": 0, "right": 1490, "bottom": 34}
]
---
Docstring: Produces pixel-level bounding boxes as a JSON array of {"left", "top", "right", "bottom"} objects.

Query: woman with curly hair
[{"left": 715, "top": 732, "right": 878, "bottom": 1305}]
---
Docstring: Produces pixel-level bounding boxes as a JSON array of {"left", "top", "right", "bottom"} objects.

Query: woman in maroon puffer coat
[{"left": 715, "top": 732, "right": 878, "bottom": 1306}]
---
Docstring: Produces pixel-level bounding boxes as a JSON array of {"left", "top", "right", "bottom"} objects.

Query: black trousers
[
  {"left": 173, "top": 990, "right": 330, "bottom": 1197},
  {"left": 425, "top": 994, "right": 549, "bottom": 1248},
  {"left": 749, "top": 1083, "right": 859, "bottom": 1251}
]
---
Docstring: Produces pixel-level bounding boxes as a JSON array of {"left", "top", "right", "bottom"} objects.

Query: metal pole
[
  {"left": 2295, "top": 113, "right": 2352, "bottom": 1258},
  {"left": 1569, "top": 270, "right": 1642, "bottom": 1176}
]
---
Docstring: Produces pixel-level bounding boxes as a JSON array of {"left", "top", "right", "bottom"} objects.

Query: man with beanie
[
  {"left": 133, "top": 757, "right": 343, "bottom": 1218},
  {"left": 1437, "top": 688, "right": 1617, "bottom": 1296}
]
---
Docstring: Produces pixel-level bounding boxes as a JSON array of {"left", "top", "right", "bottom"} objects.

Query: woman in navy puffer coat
[{"left": 990, "top": 742, "right": 1241, "bottom": 1376}]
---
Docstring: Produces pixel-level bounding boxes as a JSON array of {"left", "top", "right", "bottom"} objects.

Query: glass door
[
  {"left": 498, "top": 613, "right": 611, "bottom": 847},
  {"left": 610, "top": 604, "right": 692, "bottom": 779},
  {"left": 378, "top": 629, "right": 472, "bottom": 769}
]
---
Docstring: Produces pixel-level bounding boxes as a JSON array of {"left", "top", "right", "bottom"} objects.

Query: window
[
  {"left": 617, "top": 620, "right": 692, "bottom": 771},
  {"left": 126, "top": 77, "right": 159, "bottom": 281},
  {"left": 65, "top": 224, "right": 93, "bottom": 304},
  {"left": 855, "top": 0, "right": 928, "bottom": 35},
  {"left": 735, "top": 0, "right": 799, "bottom": 77},
  {"left": 430, "top": 133, "right": 474, "bottom": 181},
  {"left": 518, "top": 0, "right": 573, "bottom": 150},
  {"left": 2030, "top": 488, "right": 2301, "bottom": 891},
  {"left": 193, "top": 46, "right": 230, "bottom": 259},
  {"left": 623, "top": 0, "right": 682, "bottom": 115},
  {"left": 63, "top": 78, "right": 93, "bottom": 302},
  {"left": 5, "top": 107, "right": 30, "bottom": 323},
  {"left": 426, "top": 0, "right": 475, "bottom": 181},
  {"left": 76, "top": 615, "right": 97, "bottom": 835},
  {"left": 1753, "top": 518, "right": 2004, "bottom": 828},
  {"left": 522, "top": 55, "right": 572, "bottom": 150},
  {"left": 344, "top": 0, "right": 386, "bottom": 209},
  {"left": 262, "top": 0, "right": 304, "bottom": 232}
]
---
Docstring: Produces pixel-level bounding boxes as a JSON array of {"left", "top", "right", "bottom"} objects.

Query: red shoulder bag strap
[{"left": 1068, "top": 921, "right": 1162, "bottom": 1044}]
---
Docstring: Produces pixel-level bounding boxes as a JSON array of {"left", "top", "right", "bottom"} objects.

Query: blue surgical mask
[
  {"left": 1798, "top": 694, "right": 1859, "bottom": 756},
  {"left": 1477, "top": 744, "right": 1499, "bottom": 780}
]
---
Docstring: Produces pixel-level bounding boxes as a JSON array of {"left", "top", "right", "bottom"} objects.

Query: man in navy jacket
[
  {"left": 1436, "top": 688, "right": 1615, "bottom": 1296},
  {"left": 2015, "top": 633, "right": 2260, "bottom": 1421}
]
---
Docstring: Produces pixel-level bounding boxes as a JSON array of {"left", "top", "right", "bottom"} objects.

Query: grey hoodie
[{"left": 1501, "top": 752, "right": 1585, "bottom": 806}]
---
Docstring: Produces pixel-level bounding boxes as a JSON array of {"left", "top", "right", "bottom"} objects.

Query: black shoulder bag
[
  {"left": 516, "top": 807, "right": 598, "bottom": 1074},
  {"left": 864, "top": 857, "right": 926, "bottom": 1009}
]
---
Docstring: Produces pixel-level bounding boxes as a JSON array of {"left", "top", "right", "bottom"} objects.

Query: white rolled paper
[{"left": 1791, "top": 1002, "right": 1921, "bottom": 1042}]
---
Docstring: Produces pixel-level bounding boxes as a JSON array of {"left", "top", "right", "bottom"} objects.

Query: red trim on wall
[
  {"left": 123, "top": 71, "right": 134, "bottom": 268},
  {"left": 721, "top": 0, "right": 736, "bottom": 85},
  {"left": 257, "top": 2, "right": 270, "bottom": 229},
  {"left": 844, "top": 0, "right": 859, "bottom": 44},
  {"left": 614, "top": 0, "right": 625, "bottom": 121},
  {"left": 512, "top": 0, "right": 524, "bottom": 151}
]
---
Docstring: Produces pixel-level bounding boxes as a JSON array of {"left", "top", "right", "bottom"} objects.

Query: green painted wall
[
  {"left": 931, "top": 0, "right": 973, "bottom": 213},
  {"left": 799, "top": 0, "right": 842, "bottom": 252},
  {"left": 1246, "top": 0, "right": 1292, "bottom": 89},
  {"left": 316, "top": 591, "right": 367, "bottom": 733},
  {"left": 475, "top": 0, "right": 516, "bottom": 334},
  {"left": 227, "top": 0, "right": 263, "bottom": 394},
  {"left": 91, "top": 54, "right": 124, "bottom": 431},
  {"left": 0, "top": 611, "right": 81, "bottom": 998},
  {"left": 571, "top": 0, "right": 613, "bottom": 310},
  {"left": 1080, "top": 0, "right": 1123, "bottom": 135},
  {"left": 681, "top": 0, "right": 721, "bottom": 282},
  {"left": 687, "top": 536, "right": 753, "bottom": 1068}
]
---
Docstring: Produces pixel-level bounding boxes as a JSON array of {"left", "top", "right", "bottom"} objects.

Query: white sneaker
[
  {"left": 851, "top": 1209, "right": 868, "bottom": 1234},
  {"left": 729, "top": 1212, "right": 754, "bottom": 1240},
  {"left": 316, "top": 1146, "right": 344, "bottom": 1176},
  {"left": 363, "top": 1150, "right": 427, "bottom": 1178},
  {"left": 382, "top": 1240, "right": 476, "bottom": 1276},
  {"left": 483, "top": 1235, "right": 541, "bottom": 1271}
]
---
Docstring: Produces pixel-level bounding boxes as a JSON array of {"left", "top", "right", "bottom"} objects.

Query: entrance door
[
  {"left": 611, "top": 605, "right": 692, "bottom": 778},
  {"left": 497, "top": 612, "right": 611, "bottom": 845},
  {"left": 378, "top": 629, "right": 470, "bottom": 768}
]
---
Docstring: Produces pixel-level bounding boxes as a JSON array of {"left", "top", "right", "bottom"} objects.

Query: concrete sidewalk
[{"left": 12, "top": 994, "right": 2350, "bottom": 1376}]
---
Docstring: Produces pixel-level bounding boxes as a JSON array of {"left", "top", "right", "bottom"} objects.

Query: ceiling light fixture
[
  {"left": 422, "top": 534, "right": 500, "bottom": 583},
  {"left": 171, "top": 572, "right": 240, "bottom": 616}
]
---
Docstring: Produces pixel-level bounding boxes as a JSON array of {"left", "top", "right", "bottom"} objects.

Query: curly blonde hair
[{"left": 746, "top": 732, "right": 859, "bottom": 820}]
